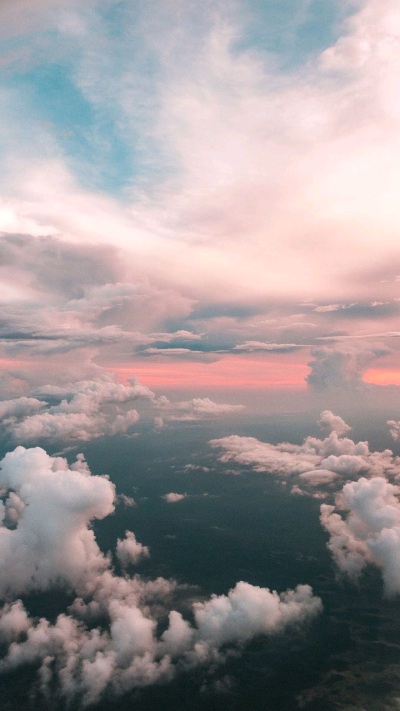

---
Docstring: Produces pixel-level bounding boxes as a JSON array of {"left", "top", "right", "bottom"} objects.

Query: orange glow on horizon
[
  {"left": 363, "top": 369, "right": 400, "bottom": 386},
  {"left": 3, "top": 356, "right": 400, "bottom": 390},
  {"left": 106, "top": 355, "right": 310, "bottom": 390}
]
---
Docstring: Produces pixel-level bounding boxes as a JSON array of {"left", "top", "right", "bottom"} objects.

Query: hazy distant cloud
[
  {"left": 162, "top": 493, "right": 188, "bottom": 503},
  {"left": 0, "top": 234, "right": 120, "bottom": 298},
  {"left": 314, "top": 305, "right": 341, "bottom": 313},
  {"left": 141, "top": 348, "right": 194, "bottom": 356},
  {"left": 306, "top": 345, "right": 389, "bottom": 391},
  {"left": 155, "top": 396, "right": 245, "bottom": 422},
  {"left": 0, "top": 371, "right": 246, "bottom": 444},
  {"left": 299, "top": 469, "right": 339, "bottom": 486},
  {"left": 233, "top": 342, "right": 300, "bottom": 352},
  {"left": 388, "top": 420, "right": 400, "bottom": 441},
  {"left": 0, "top": 375, "right": 153, "bottom": 444},
  {"left": 317, "top": 410, "right": 352, "bottom": 436}
]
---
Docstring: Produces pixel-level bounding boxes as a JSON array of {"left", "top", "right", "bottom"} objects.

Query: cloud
[
  {"left": 108, "top": 409, "right": 140, "bottom": 436},
  {"left": 0, "top": 446, "right": 114, "bottom": 597},
  {"left": 191, "top": 583, "right": 322, "bottom": 648},
  {"left": 387, "top": 419, "right": 400, "bottom": 441},
  {"left": 156, "top": 396, "right": 245, "bottom": 422},
  {"left": 298, "top": 469, "right": 339, "bottom": 486},
  {"left": 141, "top": 348, "right": 194, "bottom": 356},
  {"left": 210, "top": 405, "right": 400, "bottom": 597},
  {"left": 0, "top": 374, "right": 154, "bottom": 443},
  {"left": 321, "top": 476, "right": 400, "bottom": 596},
  {"left": 2, "top": 0, "right": 400, "bottom": 384},
  {"left": 233, "top": 342, "right": 300, "bottom": 352},
  {"left": 162, "top": 493, "right": 187, "bottom": 503},
  {"left": 0, "top": 396, "right": 45, "bottom": 419},
  {"left": 0, "top": 445, "right": 322, "bottom": 705},
  {"left": 317, "top": 410, "right": 352, "bottom": 436},
  {"left": 0, "top": 369, "right": 248, "bottom": 445},
  {"left": 116, "top": 531, "right": 150, "bottom": 567},
  {"left": 306, "top": 345, "right": 389, "bottom": 391},
  {"left": 211, "top": 410, "right": 400, "bottom": 496}
]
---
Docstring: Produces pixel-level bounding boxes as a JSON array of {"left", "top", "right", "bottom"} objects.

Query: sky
[
  {"left": 3, "top": 1, "right": 400, "bottom": 709},
  {"left": 0, "top": 0, "right": 400, "bottom": 410}
]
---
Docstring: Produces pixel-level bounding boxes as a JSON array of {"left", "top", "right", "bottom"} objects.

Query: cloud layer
[
  {"left": 211, "top": 410, "right": 400, "bottom": 496},
  {"left": 0, "top": 445, "right": 322, "bottom": 706},
  {"left": 0, "top": 371, "right": 246, "bottom": 444}
]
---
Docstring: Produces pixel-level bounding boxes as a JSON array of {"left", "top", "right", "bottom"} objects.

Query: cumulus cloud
[
  {"left": 162, "top": 493, "right": 187, "bottom": 503},
  {"left": 211, "top": 405, "right": 400, "bottom": 596},
  {"left": 321, "top": 477, "right": 400, "bottom": 596},
  {"left": 387, "top": 419, "right": 400, "bottom": 441},
  {"left": 0, "top": 374, "right": 153, "bottom": 443},
  {"left": 211, "top": 411, "right": 400, "bottom": 496},
  {"left": 0, "top": 397, "right": 45, "bottom": 420},
  {"left": 116, "top": 531, "right": 150, "bottom": 567},
  {"left": 0, "top": 445, "right": 322, "bottom": 705},
  {"left": 0, "top": 446, "right": 114, "bottom": 597},
  {"left": 306, "top": 345, "right": 389, "bottom": 391},
  {"left": 155, "top": 396, "right": 245, "bottom": 422},
  {"left": 0, "top": 374, "right": 247, "bottom": 444},
  {"left": 317, "top": 410, "right": 352, "bottom": 436},
  {"left": 108, "top": 409, "right": 140, "bottom": 436},
  {"left": 192, "top": 583, "right": 322, "bottom": 648}
]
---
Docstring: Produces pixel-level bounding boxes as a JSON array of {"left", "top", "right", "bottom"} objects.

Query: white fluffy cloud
[
  {"left": 155, "top": 396, "right": 245, "bottom": 422},
  {"left": 211, "top": 406, "right": 400, "bottom": 596},
  {"left": 116, "top": 531, "right": 150, "bottom": 567},
  {"left": 321, "top": 476, "right": 400, "bottom": 596},
  {"left": 0, "top": 446, "right": 114, "bottom": 596},
  {"left": 317, "top": 410, "right": 352, "bottom": 436},
  {"left": 0, "top": 373, "right": 246, "bottom": 444},
  {"left": 211, "top": 411, "right": 400, "bottom": 496},
  {"left": 388, "top": 419, "right": 400, "bottom": 441},
  {"left": 0, "top": 445, "right": 322, "bottom": 706},
  {"left": 162, "top": 493, "right": 187, "bottom": 503},
  {"left": 192, "top": 583, "right": 321, "bottom": 648},
  {"left": 0, "top": 374, "right": 153, "bottom": 443}
]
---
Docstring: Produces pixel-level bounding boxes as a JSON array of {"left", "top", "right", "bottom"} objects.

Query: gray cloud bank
[{"left": 0, "top": 234, "right": 398, "bottom": 394}]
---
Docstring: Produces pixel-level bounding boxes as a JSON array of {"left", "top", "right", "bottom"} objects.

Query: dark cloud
[{"left": 306, "top": 345, "right": 389, "bottom": 391}]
